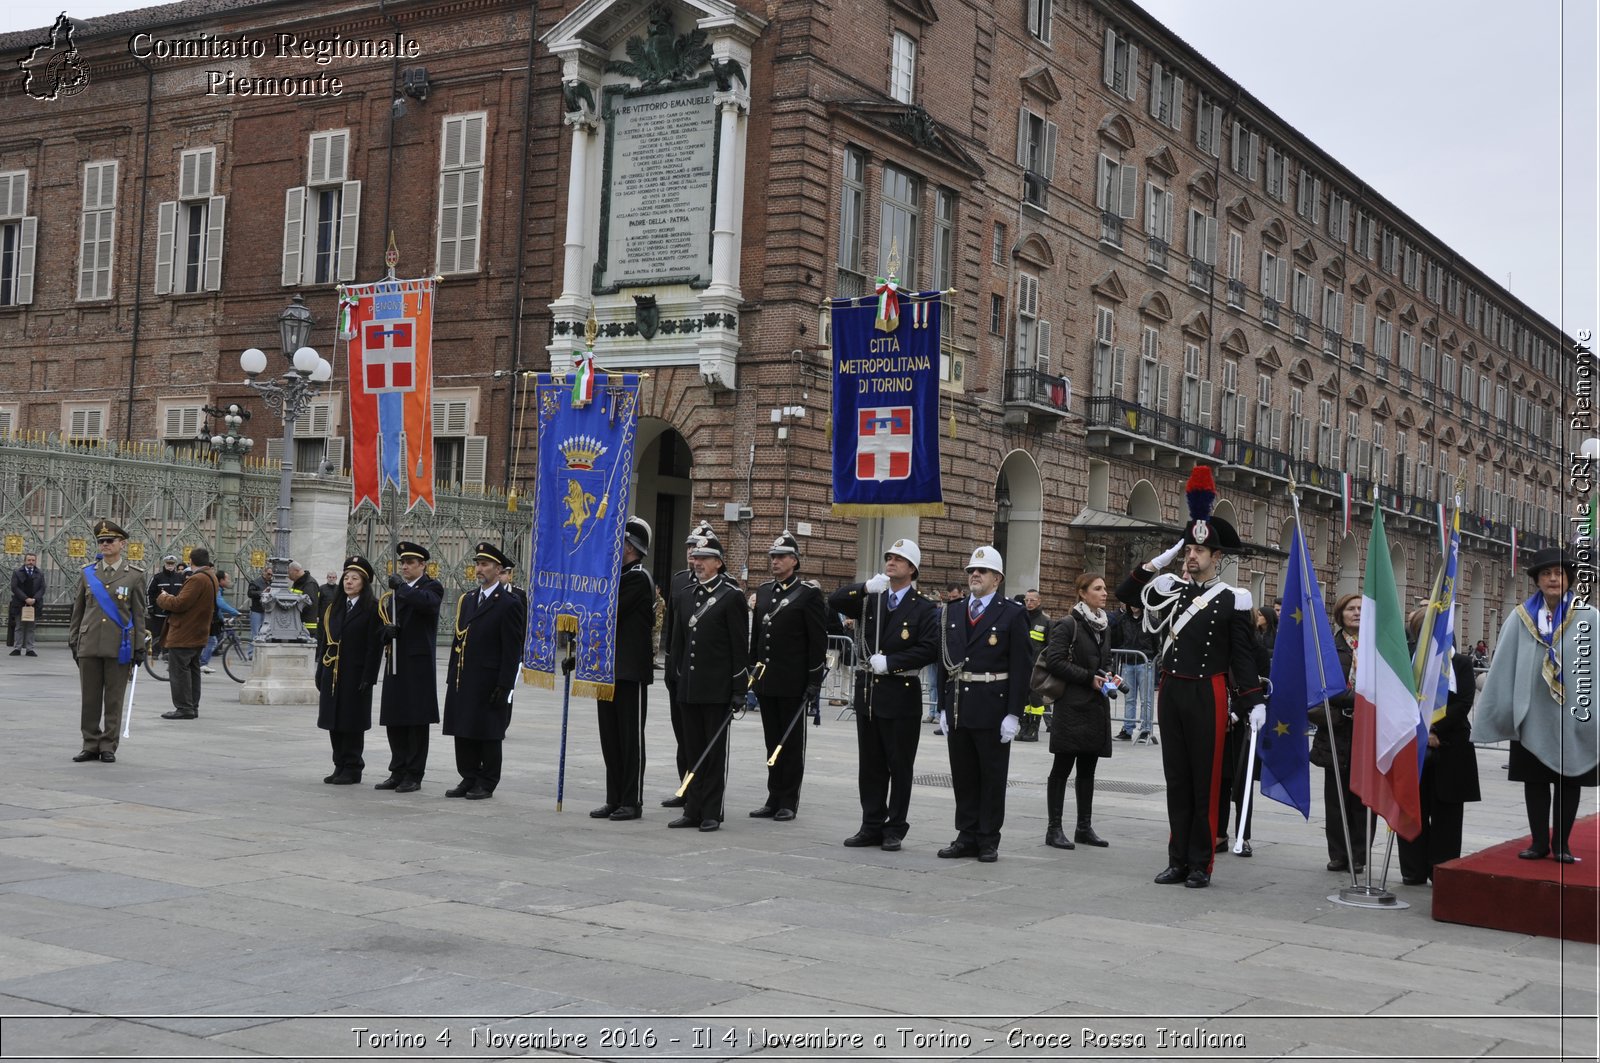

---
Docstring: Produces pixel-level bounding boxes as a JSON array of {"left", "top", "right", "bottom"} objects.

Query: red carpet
[{"left": 1433, "top": 813, "right": 1600, "bottom": 942}]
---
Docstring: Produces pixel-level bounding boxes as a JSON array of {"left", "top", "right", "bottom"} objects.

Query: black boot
[
  {"left": 1074, "top": 789, "right": 1108, "bottom": 847},
  {"left": 1045, "top": 775, "right": 1074, "bottom": 849}
]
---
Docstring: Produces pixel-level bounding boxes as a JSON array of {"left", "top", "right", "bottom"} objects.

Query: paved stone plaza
[{"left": 0, "top": 647, "right": 1595, "bottom": 1061}]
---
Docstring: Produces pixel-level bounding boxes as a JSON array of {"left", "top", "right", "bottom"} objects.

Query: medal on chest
[
  {"left": 900, "top": 626, "right": 909, "bottom": 640},
  {"left": 988, "top": 632, "right": 998, "bottom": 646}
]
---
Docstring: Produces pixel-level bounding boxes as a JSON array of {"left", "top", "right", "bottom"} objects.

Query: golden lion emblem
[{"left": 563, "top": 478, "right": 595, "bottom": 533}]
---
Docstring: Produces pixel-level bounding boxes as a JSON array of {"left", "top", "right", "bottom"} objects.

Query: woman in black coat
[
  {"left": 1039, "top": 572, "right": 1119, "bottom": 850},
  {"left": 1398, "top": 609, "right": 1482, "bottom": 885},
  {"left": 316, "top": 556, "right": 384, "bottom": 785},
  {"left": 1311, "top": 592, "right": 1366, "bottom": 873}
]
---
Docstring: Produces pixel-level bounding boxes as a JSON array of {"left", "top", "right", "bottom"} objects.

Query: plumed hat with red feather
[{"left": 1181, "top": 465, "right": 1241, "bottom": 550}]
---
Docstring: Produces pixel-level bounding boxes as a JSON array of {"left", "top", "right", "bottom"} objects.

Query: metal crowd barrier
[
  {"left": 1108, "top": 647, "right": 1157, "bottom": 743},
  {"left": 825, "top": 634, "right": 856, "bottom": 719}
]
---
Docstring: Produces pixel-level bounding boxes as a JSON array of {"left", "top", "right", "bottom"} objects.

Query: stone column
[
  {"left": 559, "top": 104, "right": 598, "bottom": 304},
  {"left": 705, "top": 88, "right": 748, "bottom": 300}
]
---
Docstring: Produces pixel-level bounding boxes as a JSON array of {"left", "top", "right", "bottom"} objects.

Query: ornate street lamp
[{"left": 241, "top": 296, "right": 332, "bottom": 643}]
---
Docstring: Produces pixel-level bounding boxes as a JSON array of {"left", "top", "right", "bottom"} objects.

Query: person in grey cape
[{"left": 1474, "top": 547, "right": 1598, "bottom": 863}]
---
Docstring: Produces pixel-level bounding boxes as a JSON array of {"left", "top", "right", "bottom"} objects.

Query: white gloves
[
  {"left": 1148, "top": 538, "right": 1186, "bottom": 571},
  {"left": 869, "top": 653, "right": 888, "bottom": 674},
  {"left": 864, "top": 573, "right": 890, "bottom": 594},
  {"left": 939, "top": 710, "right": 949, "bottom": 733},
  {"left": 999, "top": 715, "right": 1021, "bottom": 743},
  {"left": 1249, "top": 704, "right": 1266, "bottom": 731}
]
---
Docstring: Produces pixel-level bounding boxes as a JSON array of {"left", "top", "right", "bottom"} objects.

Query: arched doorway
[
  {"left": 1128, "top": 479, "right": 1162, "bottom": 523},
  {"left": 995, "top": 450, "right": 1044, "bottom": 594},
  {"left": 1389, "top": 541, "right": 1408, "bottom": 609},
  {"left": 634, "top": 418, "right": 693, "bottom": 580},
  {"left": 1337, "top": 533, "right": 1360, "bottom": 599}
]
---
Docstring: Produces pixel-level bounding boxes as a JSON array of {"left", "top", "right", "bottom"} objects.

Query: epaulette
[
  {"left": 127, "top": 563, "right": 146, "bottom": 574},
  {"left": 802, "top": 579, "right": 822, "bottom": 590}
]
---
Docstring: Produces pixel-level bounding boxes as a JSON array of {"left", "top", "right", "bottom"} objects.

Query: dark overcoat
[
  {"left": 614, "top": 562, "right": 657, "bottom": 685},
  {"left": 316, "top": 596, "right": 384, "bottom": 732},
  {"left": 442, "top": 584, "right": 526, "bottom": 741},
  {"left": 378, "top": 575, "right": 444, "bottom": 726},
  {"left": 1042, "top": 611, "right": 1114, "bottom": 757}
]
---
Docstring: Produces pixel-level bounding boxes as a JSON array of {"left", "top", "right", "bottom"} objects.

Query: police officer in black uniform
[
  {"left": 592, "top": 516, "right": 656, "bottom": 821},
  {"left": 1115, "top": 465, "right": 1264, "bottom": 889},
  {"left": 658, "top": 521, "right": 712, "bottom": 809},
  {"left": 666, "top": 526, "right": 748, "bottom": 831},
  {"left": 442, "top": 542, "right": 527, "bottom": 800},
  {"left": 375, "top": 542, "right": 444, "bottom": 793},
  {"left": 748, "top": 530, "right": 827, "bottom": 823},
  {"left": 830, "top": 537, "right": 939, "bottom": 851},
  {"left": 936, "top": 545, "right": 1032, "bottom": 863}
]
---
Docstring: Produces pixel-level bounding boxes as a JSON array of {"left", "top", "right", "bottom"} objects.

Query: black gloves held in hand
[
  {"left": 489, "top": 686, "right": 510, "bottom": 706},
  {"left": 560, "top": 656, "right": 576, "bottom": 674},
  {"left": 388, "top": 574, "right": 404, "bottom": 590}
]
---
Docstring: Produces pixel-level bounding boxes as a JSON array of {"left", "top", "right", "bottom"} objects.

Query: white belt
[{"left": 955, "top": 671, "right": 1009, "bottom": 683}]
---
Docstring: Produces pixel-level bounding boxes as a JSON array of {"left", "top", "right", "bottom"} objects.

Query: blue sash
[{"left": 83, "top": 562, "right": 134, "bottom": 665}]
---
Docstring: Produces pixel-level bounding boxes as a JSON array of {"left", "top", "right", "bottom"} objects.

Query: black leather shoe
[
  {"left": 698, "top": 819, "right": 721, "bottom": 832},
  {"left": 608, "top": 806, "right": 641, "bottom": 820},
  {"left": 1153, "top": 865, "right": 1190, "bottom": 884},
  {"left": 323, "top": 773, "right": 342, "bottom": 784},
  {"left": 8, "top": 649, "right": 18, "bottom": 656},
  {"left": 1553, "top": 851, "right": 1579, "bottom": 864},
  {"left": 842, "top": 831, "right": 883, "bottom": 847},
  {"left": 937, "top": 840, "right": 979, "bottom": 859},
  {"left": 1184, "top": 869, "right": 1211, "bottom": 888},
  {"left": 1237, "top": 841, "right": 1252, "bottom": 857},
  {"left": 1114, "top": 730, "right": 1132, "bottom": 741},
  {"left": 590, "top": 803, "right": 618, "bottom": 819},
  {"left": 394, "top": 780, "right": 420, "bottom": 793},
  {"left": 1326, "top": 858, "right": 1350, "bottom": 872},
  {"left": 667, "top": 815, "right": 697, "bottom": 828},
  {"left": 329, "top": 774, "right": 359, "bottom": 785},
  {"left": 1214, "top": 836, "right": 1229, "bottom": 853},
  {"left": 1045, "top": 825, "right": 1075, "bottom": 850},
  {"left": 72, "top": 750, "right": 98, "bottom": 762},
  {"left": 374, "top": 777, "right": 401, "bottom": 790},
  {"left": 99, "top": 752, "right": 115, "bottom": 763},
  {"left": 977, "top": 847, "right": 999, "bottom": 863},
  {"left": 880, "top": 837, "right": 902, "bottom": 852},
  {"left": 660, "top": 795, "right": 687, "bottom": 808},
  {"left": 24, "top": 650, "right": 36, "bottom": 657},
  {"left": 463, "top": 787, "right": 492, "bottom": 800},
  {"left": 1401, "top": 875, "right": 1428, "bottom": 885},
  {"left": 749, "top": 806, "right": 776, "bottom": 818},
  {"left": 160, "top": 711, "right": 197, "bottom": 720},
  {"left": 444, "top": 784, "right": 471, "bottom": 798},
  {"left": 1518, "top": 847, "right": 1549, "bottom": 860},
  {"left": 773, "top": 809, "right": 796, "bottom": 822},
  {"left": 1076, "top": 826, "right": 1109, "bottom": 847}
]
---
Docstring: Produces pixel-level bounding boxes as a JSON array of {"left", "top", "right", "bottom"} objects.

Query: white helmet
[
  {"left": 884, "top": 538, "right": 921, "bottom": 572},
  {"left": 965, "top": 545, "right": 1004, "bottom": 575}
]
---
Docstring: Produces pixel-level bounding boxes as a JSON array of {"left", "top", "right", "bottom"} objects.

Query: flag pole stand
[{"left": 1330, "top": 883, "right": 1406, "bottom": 909}]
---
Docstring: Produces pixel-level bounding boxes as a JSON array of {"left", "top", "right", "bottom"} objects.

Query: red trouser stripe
[{"left": 1203, "top": 672, "right": 1229, "bottom": 874}]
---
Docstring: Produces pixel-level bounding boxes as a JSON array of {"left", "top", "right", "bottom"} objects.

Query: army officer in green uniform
[{"left": 67, "top": 518, "right": 147, "bottom": 762}]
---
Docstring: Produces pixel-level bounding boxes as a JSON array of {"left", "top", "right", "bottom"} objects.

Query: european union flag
[{"left": 1262, "top": 523, "right": 1346, "bottom": 817}]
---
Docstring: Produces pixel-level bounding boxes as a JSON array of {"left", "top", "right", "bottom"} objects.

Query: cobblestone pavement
[{"left": 0, "top": 646, "right": 1595, "bottom": 1061}]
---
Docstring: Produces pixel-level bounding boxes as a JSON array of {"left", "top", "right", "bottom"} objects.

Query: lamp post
[
  {"left": 241, "top": 293, "right": 332, "bottom": 643},
  {"left": 202, "top": 403, "right": 254, "bottom": 580}
]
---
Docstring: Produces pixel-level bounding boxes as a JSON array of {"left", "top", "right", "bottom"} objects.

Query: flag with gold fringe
[
  {"left": 522, "top": 373, "right": 640, "bottom": 700},
  {"left": 830, "top": 289, "right": 945, "bottom": 516}
]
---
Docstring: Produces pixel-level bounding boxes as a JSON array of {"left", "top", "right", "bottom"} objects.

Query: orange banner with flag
[{"left": 345, "top": 277, "right": 436, "bottom": 513}]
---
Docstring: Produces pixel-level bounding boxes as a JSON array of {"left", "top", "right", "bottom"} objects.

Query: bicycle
[
  {"left": 214, "top": 617, "right": 255, "bottom": 683},
  {"left": 143, "top": 630, "right": 169, "bottom": 682}
]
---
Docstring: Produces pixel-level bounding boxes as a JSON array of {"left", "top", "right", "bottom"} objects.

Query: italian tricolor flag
[
  {"left": 1349, "top": 504, "right": 1425, "bottom": 841},
  {"left": 571, "top": 351, "right": 596, "bottom": 407}
]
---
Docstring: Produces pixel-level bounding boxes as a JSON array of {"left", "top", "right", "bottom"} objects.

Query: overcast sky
[{"left": 6, "top": 0, "right": 1595, "bottom": 337}]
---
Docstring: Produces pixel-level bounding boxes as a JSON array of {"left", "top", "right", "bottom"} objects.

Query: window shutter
[
  {"left": 1118, "top": 162, "right": 1137, "bottom": 220},
  {"left": 309, "top": 135, "right": 328, "bottom": 185},
  {"left": 1171, "top": 75, "right": 1183, "bottom": 132},
  {"left": 1259, "top": 252, "right": 1269, "bottom": 294},
  {"left": 1016, "top": 107, "right": 1030, "bottom": 168},
  {"left": 1027, "top": 0, "right": 1041, "bottom": 39},
  {"left": 282, "top": 187, "right": 305, "bottom": 285},
  {"left": 1199, "top": 380, "right": 1213, "bottom": 426},
  {"left": 265, "top": 437, "right": 283, "bottom": 463},
  {"left": 1154, "top": 364, "right": 1168, "bottom": 414},
  {"left": 1036, "top": 320, "right": 1052, "bottom": 372},
  {"left": 1127, "top": 44, "right": 1138, "bottom": 102},
  {"left": 1042, "top": 121, "right": 1058, "bottom": 181},
  {"left": 1095, "top": 154, "right": 1111, "bottom": 210},
  {"left": 438, "top": 172, "right": 461, "bottom": 274},
  {"left": 204, "top": 195, "right": 226, "bottom": 291},
  {"left": 1164, "top": 193, "right": 1173, "bottom": 243},
  {"left": 1265, "top": 146, "right": 1280, "bottom": 197},
  {"left": 337, "top": 180, "right": 361, "bottom": 282},
  {"left": 324, "top": 437, "right": 346, "bottom": 474},
  {"left": 0, "top": 171, "right": 25, "bottom": 217},
  {"left": 462, "top": 435, "right": 488, "bottom": 487},
  {"left": 1149, "top": 62, "right": 1163, "bottom": 119},
  {"left": 432, "top": 398, "right": 471, "bottom": 435},
  {"left": 306, "top": 400, "right": 333, "bottom": 436},
  {"left": 1102, "top": 28, "right": 1117, "bottom": 88},
  {"left": 1204, "top": 215, "right": 1218, "bottom": 266},
  {"left": 1313, "top": 177, "right": 1323, "bottom": 224},
  {"left": 442, "top": 116, "right": 464, "bottom": 169},
  {"left": 15, "top": 217, "right": 36, "bottom": 304},
  {"left": 326, "top": 131, "right": 348, "bottom": 182},
  {"left": 155, "top": 200, "right": 176, "bottom": 295},
  {"left": 1270, "top": 409, "right": 1282, "bottom": 448},
  {"left": 1112, "top": 346, "right": 1126, "bottom": 396},
  {"left": 1145, "top": 183, "right": 1157, "bottom": 236}
]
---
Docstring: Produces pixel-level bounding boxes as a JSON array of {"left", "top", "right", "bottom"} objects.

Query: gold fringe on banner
[
  {"left": 572, "top": 681, "right": 615, "bottom": 702},
  {"left": 831, "top": 502, "right": 948, "bottom": 518},
  {"left": 523, "top": 666, "right": 556, "bottom": 689},
  {"left": 556, "top": 614, "right": 579, "bottom": 634}
]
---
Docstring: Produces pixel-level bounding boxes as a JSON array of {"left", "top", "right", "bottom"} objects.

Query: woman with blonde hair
[
  {"left": 1038, "top": 572, "right": 1121, "bottom": 850},
  {"left": 1311, "top": 592, "right": 1366, "bottom": 873}
]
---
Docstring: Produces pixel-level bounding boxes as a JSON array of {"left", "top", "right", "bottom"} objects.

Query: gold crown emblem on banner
[{"left": 559, "top": 435, "right": 607, "bottom": 471}]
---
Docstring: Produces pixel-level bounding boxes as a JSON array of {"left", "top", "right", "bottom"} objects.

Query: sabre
[
  {"left": 767, "top": 691, "right": 816, "bottom": 767},
  {"left": 1232, "top": 716, "right": 1260, "bottom": 854},
  {"left": 677, "top": 706, "right": 738, "bottom": 798},
  {"left": 120, "top": 661, "right": 138, "bottom": 739}
]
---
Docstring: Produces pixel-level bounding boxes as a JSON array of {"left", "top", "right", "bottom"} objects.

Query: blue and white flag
[
  {"left": 524, "top": 373, "right": 640, "bottom": 701},
  {"left": 1413, "top": 502, "right": 1461, "bottom": 728},
  {"left": 830, "top": 291, "right": 945, "bottom": 516}
]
